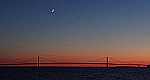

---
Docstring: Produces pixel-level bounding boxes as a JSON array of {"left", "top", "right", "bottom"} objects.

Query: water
[{"left": 0, "top": 67, "right": 150, "bottom": 80}]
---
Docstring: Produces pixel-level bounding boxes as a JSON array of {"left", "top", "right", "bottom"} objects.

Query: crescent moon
[{"left": 51, "top": 9, "right": 55, "bottom": 13}]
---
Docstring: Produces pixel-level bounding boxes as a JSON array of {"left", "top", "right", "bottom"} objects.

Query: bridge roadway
[{"left": 0, "top": 62, "right": 146, "bottom": 66}]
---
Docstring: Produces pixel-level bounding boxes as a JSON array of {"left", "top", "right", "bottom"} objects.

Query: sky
[{"left": 0, "top": 0, "right": 150, "bottom": 64}]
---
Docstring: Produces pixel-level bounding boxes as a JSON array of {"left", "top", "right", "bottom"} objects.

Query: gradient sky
[{"left": 0, "top": 0, "right": 150, "bottom": 64}]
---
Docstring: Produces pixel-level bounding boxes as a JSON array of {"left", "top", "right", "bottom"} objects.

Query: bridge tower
[
  {"left": 37, "top": 56, "right": 40, "bottom": 68},
  {"left": 106, "top": 56, "right": 109, "bottom": 68}
]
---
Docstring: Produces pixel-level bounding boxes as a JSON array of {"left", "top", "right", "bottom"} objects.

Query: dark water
[{"left": 0, "top": 67, "right": 150, "bottom": 80}]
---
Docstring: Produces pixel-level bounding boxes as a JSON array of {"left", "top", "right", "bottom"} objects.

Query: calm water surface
[{"left": 0, "top": 67, "right": 150, "bottom": 80}]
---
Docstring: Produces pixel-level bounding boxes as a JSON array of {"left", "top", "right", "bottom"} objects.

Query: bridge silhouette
[{"left": 0, "top": 56, "right": 147, "bottom": 68}]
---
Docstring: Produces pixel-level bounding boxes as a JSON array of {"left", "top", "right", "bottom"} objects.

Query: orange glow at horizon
[
  {"left": 0, "top": 49, "right": 150, "bottom": 67},
  {"left": 1, "top": 52, "right": 149, "bottom": 65}
]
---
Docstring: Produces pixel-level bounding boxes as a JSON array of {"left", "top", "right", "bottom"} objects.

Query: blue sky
[{"left": 0, "top": 0, "right": 150, "bottom": 63}]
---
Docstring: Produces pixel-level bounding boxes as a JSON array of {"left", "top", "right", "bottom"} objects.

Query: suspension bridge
[{"left": 0, "top": 56, "right": 148, "bottom": 68}]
